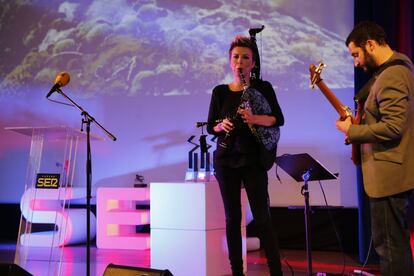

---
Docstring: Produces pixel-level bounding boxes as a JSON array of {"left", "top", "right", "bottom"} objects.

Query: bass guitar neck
[
  {"left": 309, "top": 62, "right": 361, "bottom": 165},
  {"left": 309, "top": 63, "right": 353, "bottom": 121}
]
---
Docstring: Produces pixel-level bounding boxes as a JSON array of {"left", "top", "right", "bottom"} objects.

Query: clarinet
[
  {"left": 218, "top": 113, "right": 241, "bottom": 149},
  {"left": 218, "top": 69, "right": 257, "bottom": 149},
  {"left": 238, "top": 69, "right": 259, "bottom": 140}
]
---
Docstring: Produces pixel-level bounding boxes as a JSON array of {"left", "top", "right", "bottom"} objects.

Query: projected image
[
  {"left": 0, "top": 0, "right": 357, "bottom": 207},
  {"left": 0, "top": 0, "right": 352, "bottom": 97}
]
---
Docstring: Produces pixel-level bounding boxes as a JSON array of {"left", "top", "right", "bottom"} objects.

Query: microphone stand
[
  {"left": 54, "top": 88, "right": 117, "bottom": 276},
  {"left": 301, "top": 170, "right": 312, "bottom": 276}
]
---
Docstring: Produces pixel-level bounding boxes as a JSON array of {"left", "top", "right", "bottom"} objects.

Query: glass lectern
[{"left": 5, "top": 126, "right": 100, "bottom": 276}]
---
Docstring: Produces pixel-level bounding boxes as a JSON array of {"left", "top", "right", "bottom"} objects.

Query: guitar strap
[{"left": 354, "top": 59, "right": 411, "bottom": 103}]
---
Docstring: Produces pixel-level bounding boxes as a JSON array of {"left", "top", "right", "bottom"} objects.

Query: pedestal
[{"left": 150, "top": 181, "right": 246, "bottom": 276}]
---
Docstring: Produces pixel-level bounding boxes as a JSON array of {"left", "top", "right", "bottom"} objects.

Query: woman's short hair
[{"left": 228, "top": 35, "right": 256, "bottom": 61}]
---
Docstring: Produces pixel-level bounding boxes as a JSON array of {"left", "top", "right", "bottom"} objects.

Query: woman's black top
[{"left": 207, "top": 80, "right": 284, "bottom": 168}]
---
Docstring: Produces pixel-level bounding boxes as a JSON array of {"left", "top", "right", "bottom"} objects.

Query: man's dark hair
[
  {"left": 346, "top": 21, "right": 388, "bottom": 48},
  {"left": 228, "top": 35, "right": 256, "bottom": 61}
]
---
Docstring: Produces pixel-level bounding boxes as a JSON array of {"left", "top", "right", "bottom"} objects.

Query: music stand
[{"left": 276, "top": 153, "right": 337, "bottom": 276}]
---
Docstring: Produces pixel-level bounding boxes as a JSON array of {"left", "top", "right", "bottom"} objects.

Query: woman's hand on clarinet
[
  {"left": 239, "top": 108, "right": 255, "bottom": 125},
  {"left": 239, "top": 108, "right": 277, "bottom": 127},
  {"left": 214, "top": 118, "right": 234, "bottom": 133}
]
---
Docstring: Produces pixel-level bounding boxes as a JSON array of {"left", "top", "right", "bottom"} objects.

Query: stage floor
[{"left": 0, "top": 242, "right": 380, "bottom": 276}]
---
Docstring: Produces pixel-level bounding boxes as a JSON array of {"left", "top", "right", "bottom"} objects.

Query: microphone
[
  {"left": 46, "top": 72, "right": 70, "bottom": 98},
  {"left": 249, "top": 25, "right": 265, "bottom": 36}
]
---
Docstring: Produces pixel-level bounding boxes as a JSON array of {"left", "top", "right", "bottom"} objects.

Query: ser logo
[{"left": 36, "top": 174, "right": 60, "bottom": 189}]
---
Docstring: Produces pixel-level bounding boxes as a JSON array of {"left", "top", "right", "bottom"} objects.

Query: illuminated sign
[{"left": 36, "top": 173, "right": 60, "bottom": 189}]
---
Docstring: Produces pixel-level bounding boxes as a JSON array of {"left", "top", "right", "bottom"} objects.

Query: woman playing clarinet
[{"left": 206, "top": 35, "right": 284, "bottom": 276}]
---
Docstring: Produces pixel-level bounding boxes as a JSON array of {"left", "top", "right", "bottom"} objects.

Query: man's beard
[{"left": 361, "top": 48, "right": 377, "bottom": 74}]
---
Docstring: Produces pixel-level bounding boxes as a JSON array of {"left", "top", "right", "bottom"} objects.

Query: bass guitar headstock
[{"left": 309, "top": 62, "right": 326, "bottom": 89}]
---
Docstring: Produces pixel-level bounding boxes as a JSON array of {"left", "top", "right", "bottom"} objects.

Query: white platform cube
[
  {"left": 150, "top": 181, "right": 247, "bottom": 276},
  {"left": 151, "top": 228, "right": 247, "bottom": 276}
]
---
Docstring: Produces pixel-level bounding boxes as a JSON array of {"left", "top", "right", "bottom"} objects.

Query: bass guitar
[{"left": 309, "top": 62, "right": 361, "bottom": 165}]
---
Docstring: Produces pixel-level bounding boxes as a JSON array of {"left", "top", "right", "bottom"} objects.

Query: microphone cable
[
  {"left": 47, "top": 96, "right": 75, "bottom": 107},
  {"left": 354, "top": 236, "right": 374, "bottom": 275}
]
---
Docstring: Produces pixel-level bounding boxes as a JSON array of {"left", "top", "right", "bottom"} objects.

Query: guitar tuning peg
[{"left": 315, "top": 62, "right": 327, "bottom": 74}]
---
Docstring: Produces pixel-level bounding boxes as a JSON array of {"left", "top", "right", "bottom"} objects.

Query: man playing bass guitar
[{"left": 336, "top": 21, "right": 414, "bottom": 276}]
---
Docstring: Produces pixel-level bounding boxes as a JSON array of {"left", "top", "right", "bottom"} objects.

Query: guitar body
[{"left": 351, "top": 100, "right": 364, "bottom": 165}]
